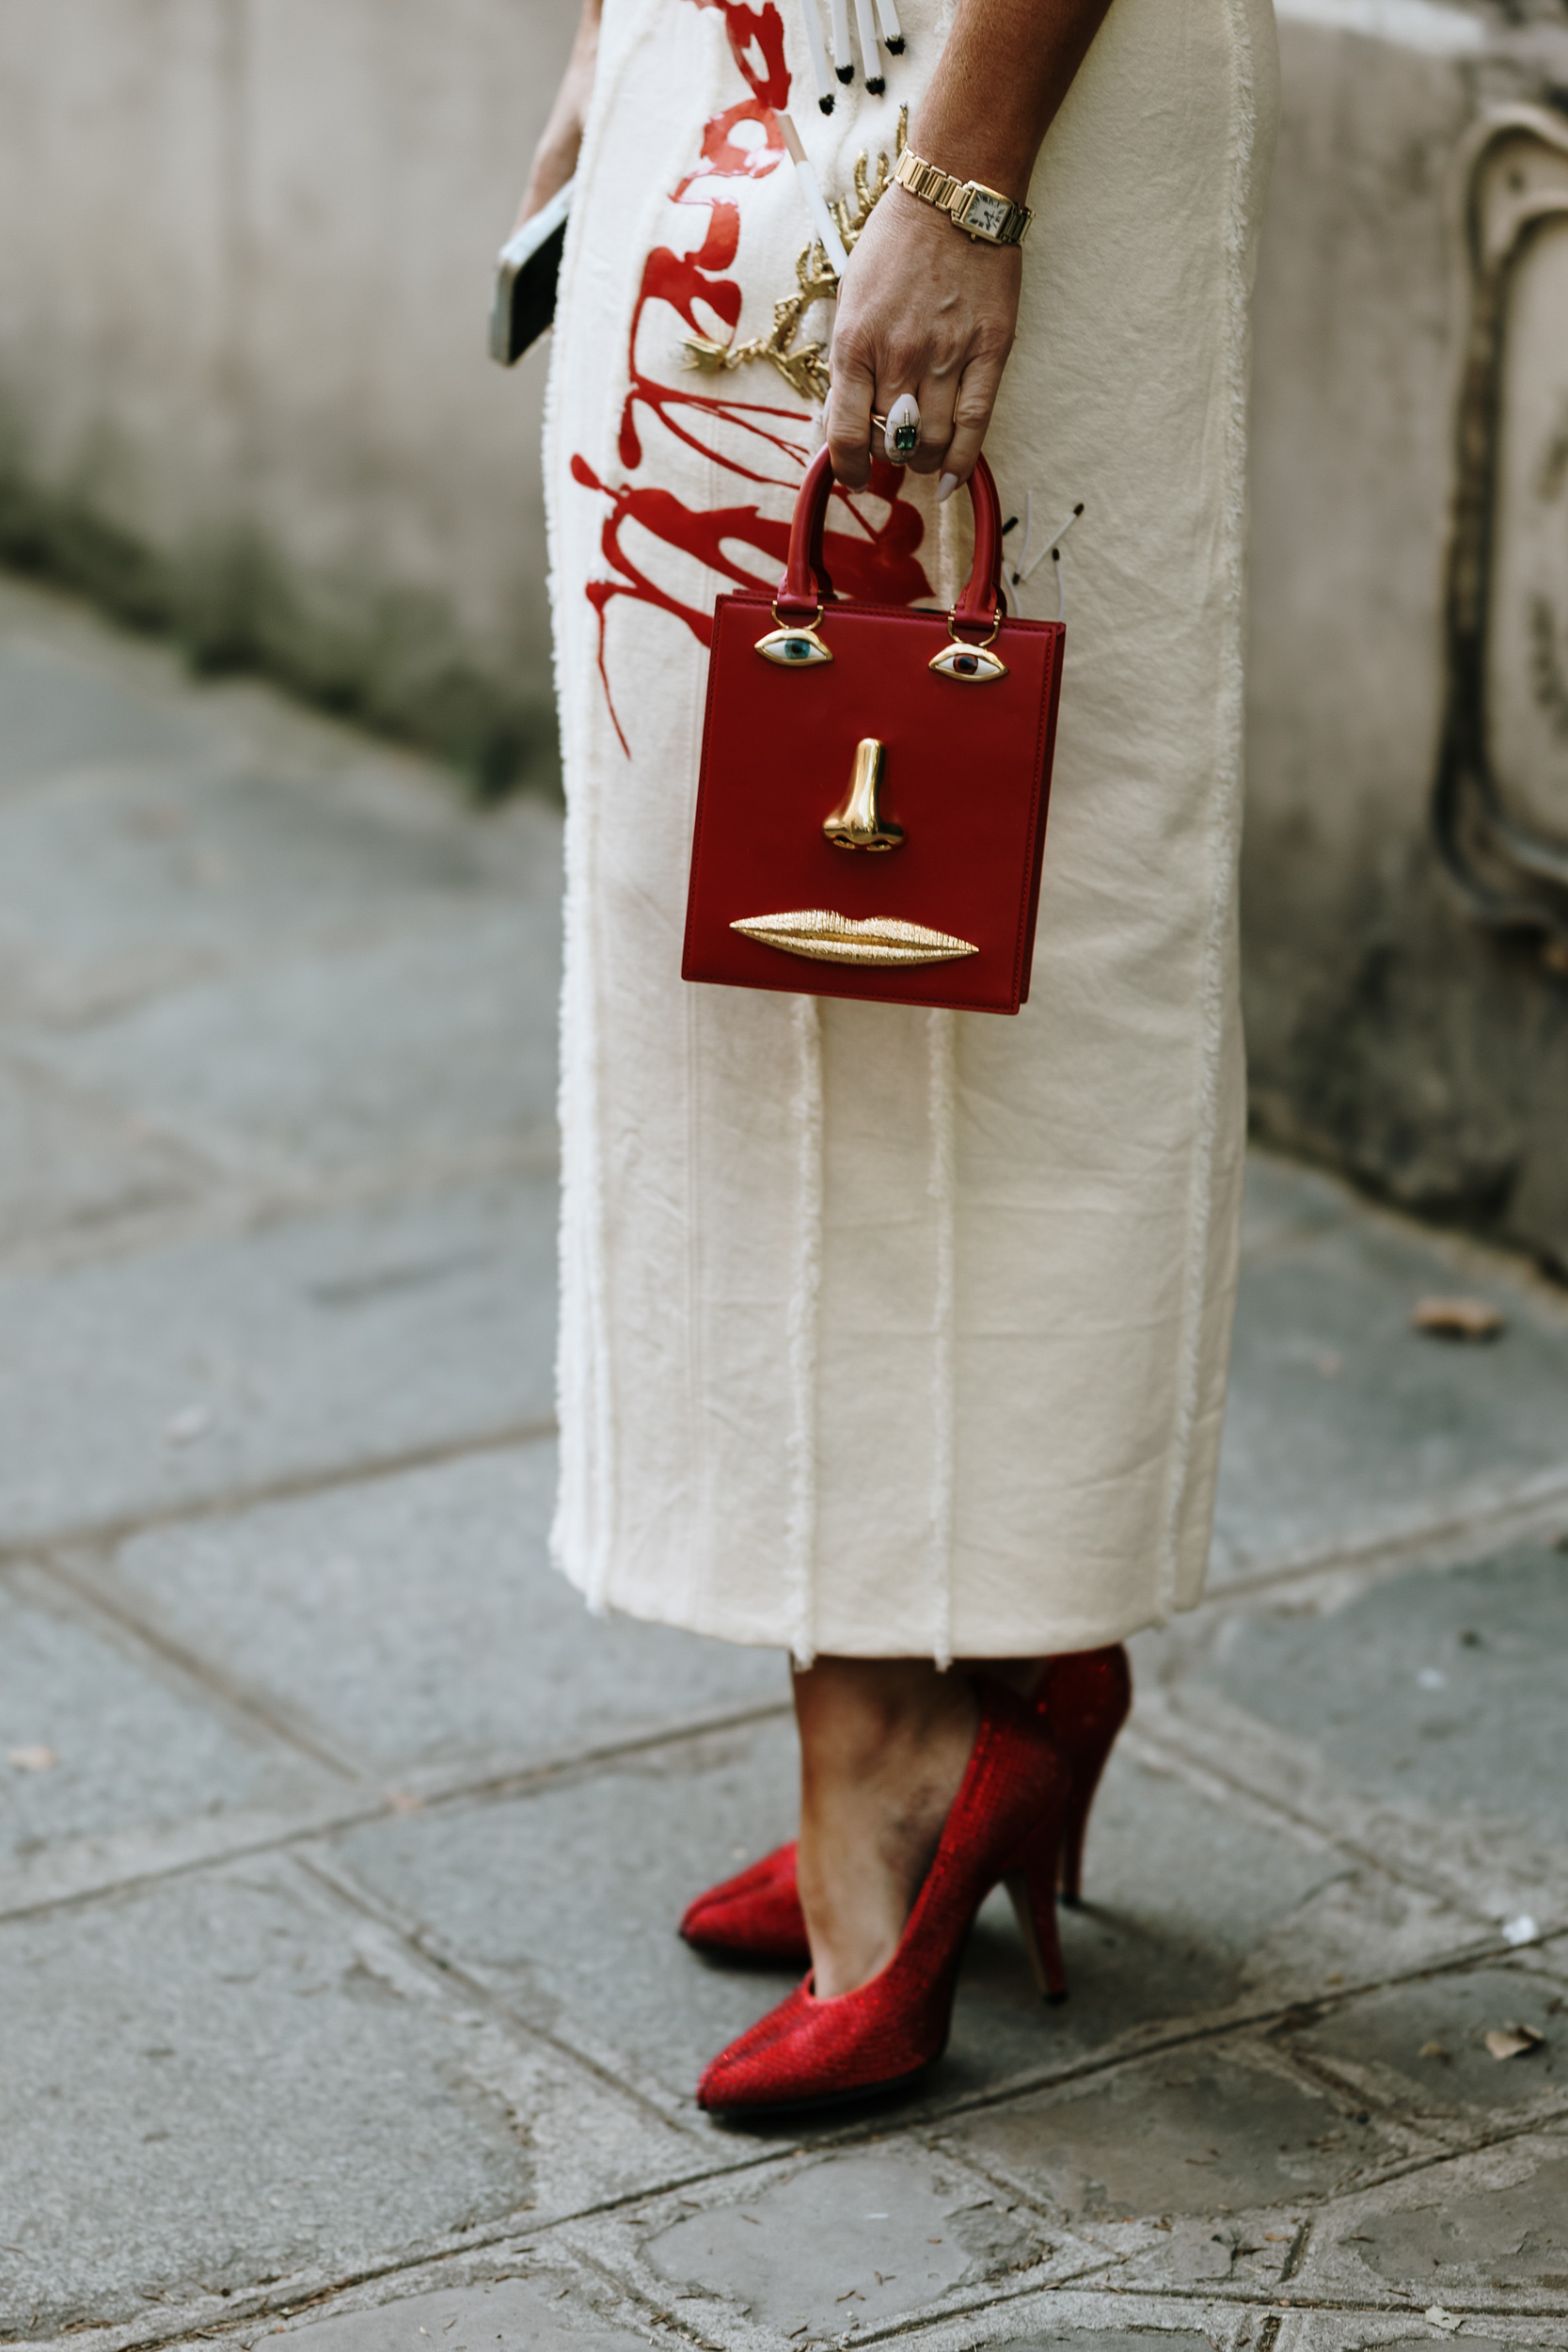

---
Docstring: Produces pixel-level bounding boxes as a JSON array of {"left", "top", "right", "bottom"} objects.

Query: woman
[{"left": 518, "top": 0, "right": 1277, "bottom": 2114}]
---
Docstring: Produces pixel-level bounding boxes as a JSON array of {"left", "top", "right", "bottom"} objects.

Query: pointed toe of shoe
[
  {"left": 679, "top": 1843, "right": 810, "bottom": 1963},
  {"left": 696, "top": 1985, "right": 817, "bottom": 2112},
  {"left": 695, "top": 1977, "right": 937, "bottom": 2117}
]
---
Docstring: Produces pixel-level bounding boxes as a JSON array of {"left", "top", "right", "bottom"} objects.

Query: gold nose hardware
[{"left": 823, "top": 739, "right": 904, "bottom": 851}]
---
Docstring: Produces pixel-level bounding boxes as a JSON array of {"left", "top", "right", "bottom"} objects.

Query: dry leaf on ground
[
  {"left": 1483, "top": 2022, "right": 1545, "bottom": 2060},
  {"left": 1411, "top": 1296, "right": 1506, "bottom": 1341}
]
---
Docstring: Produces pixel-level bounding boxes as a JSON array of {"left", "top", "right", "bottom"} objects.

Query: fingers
[
  {"left": 829, "top": 346, "right": 1003, "bottom": 497},
  {"left": 826, "top": 342, "right": 877, "bottom": 489},
  {"left": 936, "top": 349, "right": 1007, "bottom": 501},
  {"left": 902, "top": 367, "right": 958, "bottom": 478}
]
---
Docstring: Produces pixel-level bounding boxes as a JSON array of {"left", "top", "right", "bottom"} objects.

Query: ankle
[{"left": 793, "top": 1659, "right": 980, "bottom": 1997}]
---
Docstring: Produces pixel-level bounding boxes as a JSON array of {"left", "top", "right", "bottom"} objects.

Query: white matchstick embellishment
[
  {"left": 830, "top": 0, "right": 854, "bottom": 82},
  {"left": 852, "top": 0, "right": 884, "bottom": 90},
  {"left": 799, "top": 1, "right": 836, "bottom": 110},
  {"left": 779, "top": 114, "right": 851, "bottom": 279}
]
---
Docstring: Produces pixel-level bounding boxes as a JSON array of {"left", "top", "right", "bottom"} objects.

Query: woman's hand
[
  {"left": 822, "top": 0, "right": 1113, "bottom": 493},
  {"left": 515, "top": 0, "right": 600, "bottom": 227},
  {"left": 827, "top": 188, "right": 1021, "bottom": 499}
]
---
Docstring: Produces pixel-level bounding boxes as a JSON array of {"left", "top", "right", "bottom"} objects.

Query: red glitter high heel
[
  {"left": 1037, "top": 1644, "right": 1131, "bottom": 1903},
  {"left": 678, "top": 1843, "right": 807, "bottom": 1964},
  {"left": 695, "top": 1679, "right": 1070, "bottom": 2117},
  {"left": 680, "top": 1645, "right": 1130, "bottom": 1967}
]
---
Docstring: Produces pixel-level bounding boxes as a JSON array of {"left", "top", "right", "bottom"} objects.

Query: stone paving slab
[
  {"left": 0, "top": 759, "right": 554, "bottom": 1030},
  {"left": 25, "top": 899, "right": 560, "bottom": 1187},
  {"left": 0, "top": 1851, "right": 704, "bottom": 2348},
  {"left": 1139, "top": 1533, "right": 1568, "bottom": 1935},
  {"left": 0, "top": 1565, "right": 335, "bottom": 1869},
  {"left": 938, "top": 2030, "right": 1418, "bottom": 2241},
  {"left": 973, "top": 2330, "right": 1230, "bottom": 2352},
  {"left": 0, "top": 634, "right": 198, "bottom": 793},
  {"left": 1287, "top": 2130, "right": 1568, "bottom": 2312},
  {"left": 1281, "top": 2326, "right": 1567, "bottom": 2352},
  {"left": 103, "top": 1445, "right": 783, "bottom": 1784},
  {"left": 1214, "top": 1157, "right": 1568, "bottom": 1584},
  {"left": 636, "top": 2143, "right": 1074, "bottom": 2339},
  {"left": 0, "top": 1175, "right": 555, "bottom": 1544},
  {"left": 330, "top": 1717, "right": 805, "bottom": 2114},
  {"left": 0, "top": 1058, "right": 215, "bottom": 1265},
  {"left": 0, "top": 1858, "right": 543, "bottom": 2342},
  {"left": 1280, "top": 1959, "right": 1568, "bottom": 2144},
  {"left": 550, "top": 2142, "right": 1113, "bottom": 2352},
  {"left": 1202, "top": 1536, "right": 1568, "bottom": 1850},
  {"left": 258, "top": 2271, "right": 661, "bottom": 2352}
]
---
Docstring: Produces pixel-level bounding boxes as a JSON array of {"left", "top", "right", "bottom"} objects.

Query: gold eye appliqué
[
  {"left": 756, "top": 626, "right": 833, "bottom": 668},
  {"left": 928, "top": 641, "right": 1008, "bottom": 682}
]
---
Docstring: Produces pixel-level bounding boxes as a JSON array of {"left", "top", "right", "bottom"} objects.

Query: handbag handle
[{"left": 775, "top": 447, "right": 1008, "bottom": 635}]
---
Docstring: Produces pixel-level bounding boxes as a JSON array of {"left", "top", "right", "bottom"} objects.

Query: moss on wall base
[
  {"left": 0, "top": 464, "right": 559, "bottom": 802},
  {"left": 1243, "top": 841, "right": 1568, "bottom": 1281}
]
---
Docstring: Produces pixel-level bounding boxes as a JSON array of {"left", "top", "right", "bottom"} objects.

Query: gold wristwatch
[{"left": 894, "top": 149, "right": 1034, "bottom": 246}]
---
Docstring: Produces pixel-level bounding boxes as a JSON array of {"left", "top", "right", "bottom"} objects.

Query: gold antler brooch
[{"left": 683, "top": 109, "right": 907, "bottom": 405}]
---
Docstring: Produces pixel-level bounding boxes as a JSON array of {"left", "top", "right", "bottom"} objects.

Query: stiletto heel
[
  {"left": 1059, "top": 1804, "right": 1092, "bottom": 1908},
  {"left": 1038, "top": 1645, "right": 1131, "bottom": 1906},
  {"left": 1004, "top": 1839, "right": 1069, "bottom": 2004},
  {"left": 696, "top": 1679, "right": 1071, "bottom": 2116}
]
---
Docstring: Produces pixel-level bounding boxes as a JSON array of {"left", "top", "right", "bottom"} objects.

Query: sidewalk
[{"left": 2, "top": 570, "right": 1566, "bottom": 2352}]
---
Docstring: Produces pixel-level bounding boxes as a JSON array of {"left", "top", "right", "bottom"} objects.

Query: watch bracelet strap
[
  {"left": 894, "top": 146, "right": 1033, "bottom": 244},
  {"left": 895, "top": 150, "right": 966, "bottom": 213}
]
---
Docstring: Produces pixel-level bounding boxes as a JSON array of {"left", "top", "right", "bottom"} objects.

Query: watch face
[{"left": 958, "top": 187, "right": 1013, "bottom": 242}]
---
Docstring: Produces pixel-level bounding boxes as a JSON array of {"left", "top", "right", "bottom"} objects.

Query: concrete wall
[
  {"left": 1247, "top": 0, "right": 1568, "bottom": 1270},
  {"left": 0, "top": 0, "right": 572, "bottom": 788},
  {"left": 4, "top": 0, "right": 1568, "bottom": 1257}
]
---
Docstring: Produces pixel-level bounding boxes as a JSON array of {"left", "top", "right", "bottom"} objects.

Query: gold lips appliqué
[{"left": 730, "top": 912, "right": 979, "bottom": 966}]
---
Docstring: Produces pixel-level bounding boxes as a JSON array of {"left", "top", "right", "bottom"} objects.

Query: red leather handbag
[{"left": 681, "top": 447, "right": 1065, "bottom": 1016}]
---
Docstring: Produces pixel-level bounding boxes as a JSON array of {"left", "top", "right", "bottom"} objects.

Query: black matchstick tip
[
  {"left": 818, "top": 93, "right": 834, "bottom": 112},
  {"left": 866, "top": 74, "right": 885, "bottom": 92},
  {"left": 885, "top": 35, "right": 905, "bottom": 50},
  {"left": 835, "top": 62, "right": 854, "bottom": 82}
]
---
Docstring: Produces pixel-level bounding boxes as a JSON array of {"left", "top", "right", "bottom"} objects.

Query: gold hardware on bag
[
  {"left": 823, "top": 739, "right": 903, "bottom": 850},
  {"left": 929, "top": 615, "right": 1007, "bottom": 682},
  {"left": 731, "top": 911, "right": 978, "bottom": 966},
  {"left": 929, "top": 641, "right": 1007, "bottom": 682},
  {"left": 756, "top": 605, "right": 833, "bottom": 668}
]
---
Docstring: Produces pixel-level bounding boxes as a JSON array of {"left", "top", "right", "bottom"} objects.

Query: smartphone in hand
[{"left": 490, "top": 176, "right": 575, "bottom": 366}]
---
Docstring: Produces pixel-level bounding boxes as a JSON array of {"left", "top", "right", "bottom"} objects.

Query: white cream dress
[{"left": 543, "top": 0, "right": 1279, "bottom": 1662}]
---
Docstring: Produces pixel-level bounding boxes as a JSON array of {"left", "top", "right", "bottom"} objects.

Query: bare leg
[
  {"left": 794, "top": 1659, "right": 974, "bottom": 1998},
  {"left": 793, "top": 1653, "right": 1067, "bottom": 1998}
]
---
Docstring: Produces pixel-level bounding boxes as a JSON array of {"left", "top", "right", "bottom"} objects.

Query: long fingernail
[{"left": 937, "top": 472, "right": 959, "bottom": 504}]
